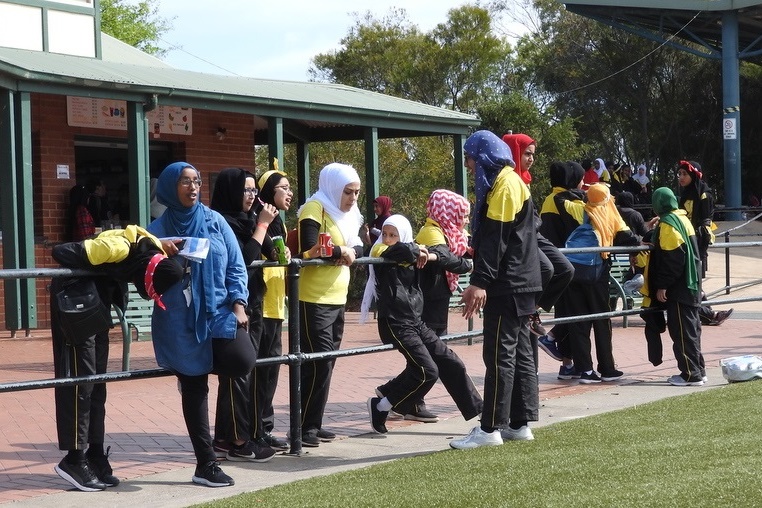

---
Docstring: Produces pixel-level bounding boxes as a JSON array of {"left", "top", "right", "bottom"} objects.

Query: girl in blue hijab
[
  {"left": 148, "top": 161, "right": 256, "bottom": 488},
  {"left": 463, "top": 130, "right": 515, "bottom": 238}
]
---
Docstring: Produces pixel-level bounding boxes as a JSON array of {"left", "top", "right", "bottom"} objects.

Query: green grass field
[{"left": 196, "top": 380, "right": 762, "bottom": 507}]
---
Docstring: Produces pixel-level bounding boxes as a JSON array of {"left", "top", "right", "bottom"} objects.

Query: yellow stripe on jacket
[{"left": 485, "top": 166, "right": 531, "bottom": 223}]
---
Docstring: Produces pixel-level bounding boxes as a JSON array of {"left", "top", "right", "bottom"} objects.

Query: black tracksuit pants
[
  {"left": 180, "top": 327, "right": 257, "bottom": 466},
  {"left": 51, "top": 277, "right": 113, "bottom": 452},
  {"left": 377, "top": 318, "right": 482, "bottom": 419},
  {"left": 480, "top": 297, "right": 539, "bottom": 429},
  {"left": 52, "top": 325, "right": 109, "bottom": 451},
  {"left": 253, "top": 317, "right": 283, "bottom": 437},
  {"left": 564, "top": 277, "right": 617, "bottom": 375},
  {"left": 214, "top": 302, "right": 263, "bottom": 444},
  {"left": 643, "top": 300, "right": 704, "bottom": 380},
  {"left": 299, "top": 301, "right": 344, "bottom": 433}
]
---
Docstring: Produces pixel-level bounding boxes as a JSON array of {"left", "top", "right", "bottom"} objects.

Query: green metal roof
[
  {"left": 562, "top": 0, "right": 762, "bottom": 61},
  {"left": 0, "top": 35, "right": 479, "bottom": 141},
  {"left": 100, "top": 34, "right": 173, "bottom": 68}
]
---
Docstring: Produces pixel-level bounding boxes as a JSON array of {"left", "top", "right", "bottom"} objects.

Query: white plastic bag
[{"left": 719, "top": 355, "right": 762, "bottom": 383}]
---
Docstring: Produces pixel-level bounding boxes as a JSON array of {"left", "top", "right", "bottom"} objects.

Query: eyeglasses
[
  {"left": 243, "top": 188, "right": 258, "bottom": 196},
  {"left": 274, "top": 185, "right": 293, "bottom": 193},
  {"left": 179, "top": 177, "right": 203, "bottom": 188}
]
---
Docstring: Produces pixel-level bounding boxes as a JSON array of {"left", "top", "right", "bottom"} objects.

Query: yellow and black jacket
[
  {"left": 471, "top": 166, "right": 542, "bottom": 296},
  {"left": 643, "top": 210, "right": 702, "bottom": 307}
]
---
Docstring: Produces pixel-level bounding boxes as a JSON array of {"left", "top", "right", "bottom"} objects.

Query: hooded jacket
[
  {"left": 616, "top": 191, "right": 649, "bottom": 238},
  {"left": 539, "top": 161, "right": 586, "bottom": 248}
]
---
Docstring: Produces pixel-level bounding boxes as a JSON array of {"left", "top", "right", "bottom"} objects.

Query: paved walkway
[{"left": 1, "top": 231, "right": 761, "bottom": 507}]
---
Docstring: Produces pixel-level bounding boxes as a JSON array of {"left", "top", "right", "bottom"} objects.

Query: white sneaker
[
  {"left": 449, "top": 426, "right": 503, "bottom": 449},
  {"left": 668, "top": 374, "right": 704, "bottom": 386},
  {"left": 500, "top": 425, "right": 534, "bottom": 441}
]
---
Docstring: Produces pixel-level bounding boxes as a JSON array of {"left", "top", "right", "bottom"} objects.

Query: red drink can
[{"left": 319, "top": 233, "right": 332, "bottom": 257}]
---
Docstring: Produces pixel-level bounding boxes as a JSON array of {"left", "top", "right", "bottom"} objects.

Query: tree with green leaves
[
  {"left": 310, "top": 6, "right": 511, "bottom": 113},
  {"left": 515, "top": 0, "right": 727, "bottom": 192},
  {"left": 306, "top": 5, "right": 580, "bottom": 214},
  {"left": 99, "top": 0, "right": 172, "bottom": 56}
]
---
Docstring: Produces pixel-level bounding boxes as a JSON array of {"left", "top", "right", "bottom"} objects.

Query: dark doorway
[{"left": 74, "top": 138, "right": 173, "bottom": 225}]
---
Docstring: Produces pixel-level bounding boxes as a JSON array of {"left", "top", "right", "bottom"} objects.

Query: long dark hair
[{"left": 67, "top": 184, "right": 91, "bottom": 240}]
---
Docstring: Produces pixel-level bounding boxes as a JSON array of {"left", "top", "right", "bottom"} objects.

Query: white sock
[{"left": 377, "top": 397, "right": 392, "bottom": 412}]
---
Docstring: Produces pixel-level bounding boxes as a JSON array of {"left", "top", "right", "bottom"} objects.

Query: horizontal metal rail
[{"left": 2, "top": 238, "right": 761, "bottom": 454}]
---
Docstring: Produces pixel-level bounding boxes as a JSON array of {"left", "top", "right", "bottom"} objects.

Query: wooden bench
[
  {"left": 111, "top": 282, "right": 155, "bottom": 370},
  {"left": 608, "top": 253, "right": 644, "bottom": 328}
]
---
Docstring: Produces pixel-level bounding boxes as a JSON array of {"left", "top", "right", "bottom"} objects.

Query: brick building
[{"left": 0, "top": 0, "right": 478, "bottom": 334}]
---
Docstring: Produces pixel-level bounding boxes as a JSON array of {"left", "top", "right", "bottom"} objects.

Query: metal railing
[{"left": 1, "top": 240, "right": 762, "bottom": 455}]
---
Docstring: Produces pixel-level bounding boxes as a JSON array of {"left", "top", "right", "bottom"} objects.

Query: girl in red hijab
[
  {"left": 502, "top": 133, "right": 536, "bottom": 186},
  {"left": 363, "top": 196, "right": 393, "bottom": 246}
]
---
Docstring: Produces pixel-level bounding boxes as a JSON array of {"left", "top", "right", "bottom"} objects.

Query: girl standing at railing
[{"left": 295, "top": 163, "right": 364, "bottom": 447}]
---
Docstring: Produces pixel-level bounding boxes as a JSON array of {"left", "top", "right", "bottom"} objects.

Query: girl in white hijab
[
  {"left": 297, "top": 163, "right": 364, "bottom": 251},
  {"left": 632, "top": 164, "right": 650, "bottom": 186},
  {"left": 361, "top": 215, "right": 483, "bottom": 435},
  {"left": 594, "top": 158, "right": 611, "bottom": 182},
  {"left": 295, "top": 162, "right": 364, "bottom": 447}
]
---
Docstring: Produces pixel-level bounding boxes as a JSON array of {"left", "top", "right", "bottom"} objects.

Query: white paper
[{"left": 161, "top": 236, "right": 210, "bottom": 263}]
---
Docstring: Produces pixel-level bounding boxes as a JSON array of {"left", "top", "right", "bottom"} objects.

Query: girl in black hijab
[{"left": 209, "top": 167, "right": 279, "bottom": 462}]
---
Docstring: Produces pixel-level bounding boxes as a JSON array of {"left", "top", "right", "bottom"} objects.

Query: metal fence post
[
  {"left": 725, "top": 231, "right": 731, "bottom": 295},
  {"left": 286, "top": 259, "right": 303, "bottom": 455}
]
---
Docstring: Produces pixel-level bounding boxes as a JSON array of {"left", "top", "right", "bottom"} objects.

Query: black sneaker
[
  {"left": 260, "top": 433, "right": 289, "bottom": 451},
  {"left": 192, "top": 461, "right": 234, "bottom": 487},
  {"left": 404, "top": 404, "right": 439, "bottom": 423},
  {"left": 86, "top": 446, "right": 120, "bottom": 487},
  {"left": 367, "top": 397, "right": 389, "bottom": 434},
  {"left": 601, "top": 369, "right": 624, "bottom": 382},
  {"left": 54, "top": 458, "right": 107, "bottom": 492},
  {"left": 710, "top": 308, "right": 734, "bottom": 326},
  {"left": 301, "top": 429, "right": 320, "bottom": 447},
  {"left": 528, "top": 312, "right": 547, "bottom": 337},
  {"left": 579, "top": 371, "right": 602, "bottom": 384},
  {"left": 375, "top": 388, "right": 403, "bottom": 419},
  {"left": 227, "top": 440, "right": 276, "bottom": 462},
  {"left": 557, "top": 364, "right": 581, "bottom": 380},
  {"left": 316, "top": 429, "right": 336, "bottom": 442}
]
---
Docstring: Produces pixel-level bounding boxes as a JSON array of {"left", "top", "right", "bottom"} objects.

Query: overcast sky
[{"left": 155, "top": 1, "right": 523, "bottom": 81}]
